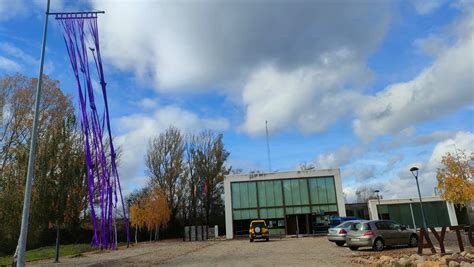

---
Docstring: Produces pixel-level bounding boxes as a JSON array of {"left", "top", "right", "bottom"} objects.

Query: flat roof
[
  {"left": 225, "top": 168, "right": 340, "bottom": 182},
  {"left": 367, "top": 196, "right": 445, "bottom": 205}
]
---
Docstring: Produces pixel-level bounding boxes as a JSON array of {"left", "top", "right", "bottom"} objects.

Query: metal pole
[
  {"left": 376, "top": 194, "right": 381, "bottom": 219},
  {"left": 415, "top": 176, "right": 428, "bottom": 229},
  {"left": 409, "top": 202, "right": 416, "bottom": 229},
  {"left": 265, "top": 120, "right": 272, "bottom": 172},
  {"left": 54, "top": 223, "right": 60, "bottom": 263},
  {"left": 16, "top": 0, "right": 50, "bottom": 266}
]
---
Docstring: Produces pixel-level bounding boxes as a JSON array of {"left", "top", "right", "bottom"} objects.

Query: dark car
[
  {"left": 327, "top": 220, "right": 367, "bottom": 246},
  {"left": 345, "top": 220, "right": 418, "bottom": 251}
]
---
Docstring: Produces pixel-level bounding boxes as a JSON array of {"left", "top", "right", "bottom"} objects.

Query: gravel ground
[
  {"left": 161, "top": 237, "right": 355, "bottom": 267},
  {"left": 28, "top": 237, "right": 356, "bottom": 267},
  {"left": 30, "top": 232, "right": 470, "bottom": 267}
]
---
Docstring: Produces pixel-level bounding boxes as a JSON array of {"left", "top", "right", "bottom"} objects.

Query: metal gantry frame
[{"left": 15, "top": 1, "right": 107, "bottom": 266}]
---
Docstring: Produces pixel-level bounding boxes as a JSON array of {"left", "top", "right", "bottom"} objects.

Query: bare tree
[
  {"left": 355, "top": 186, "right": 379, "bottom": 203},
  {"left": 192, "top": 131, "right": 230, "bottom": 225},
  {"left": 298, "top": 161, "right": 315, "bottom": 171},
  {"left": 145, "top": 126, "right": 185, "bottom": 218}
]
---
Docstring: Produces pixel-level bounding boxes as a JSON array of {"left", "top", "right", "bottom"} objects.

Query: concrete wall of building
[{"left": 224, "top": 169, "right": 345, "bottom": 239}]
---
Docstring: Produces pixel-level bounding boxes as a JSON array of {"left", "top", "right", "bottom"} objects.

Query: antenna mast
[{"left": 265, "top": 120, "right": 272, "bottom": 172}]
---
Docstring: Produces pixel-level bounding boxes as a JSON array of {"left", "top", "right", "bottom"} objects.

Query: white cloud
[
  {"left": 411, "top": 0, "right": 447, "bottom": 15},
  {"left": 0, "top": 43, "right": 35, "bottom": 64},
  {"left": 0, "top": 0, "right": 64, "bottom": 21},
  {"left": 383, "top": 131, "right": 474, "bottom": 198},
  {"left": 353, "top": 7, "right": 474, "bottom": 140},
  {"left": 427, "top": 131, "right": 474, "bottom": 169},
  {"left": 239, "top": 52, "right": 369, "bottom": 134},
  {"left": 89, "top": 0, "right": 391, "bottom": 135},
  {"left": 315, "top": 145, "right": 366, "bottom": 169},
  {"left": 341, "top": 131, "right": 474, "bottom": 201},
  {"left": 0, "top": 1, "right": 23, "bottom": 21},
  {"left": 114, "top": 105, "right": 229, "bottom": 185},
  {"left": 90, "top": 1, "right": 390, "bottom": 92},
  {"left": 138, "top": 98, "right": 158, "bottom": 109},
  {"left": 0, "top": 56, "right": 21, "bottom": 72},
  {"left": 415, "top": 130, "right": 455, "bottom": 145},
  {"left": 414, "top": 35, "right": 449, "bottom": 57}
]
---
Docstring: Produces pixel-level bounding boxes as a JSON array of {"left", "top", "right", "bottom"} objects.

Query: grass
[{"left": 0, "top": 243, "right": 95, "bottom": 266}]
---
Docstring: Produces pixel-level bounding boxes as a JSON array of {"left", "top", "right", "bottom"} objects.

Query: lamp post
[
  {"left": 410, "top": 167, "right": 428, "bottom": 229},
  {"left": 374, "top": 190, "right": 381, "bottom": 219}
]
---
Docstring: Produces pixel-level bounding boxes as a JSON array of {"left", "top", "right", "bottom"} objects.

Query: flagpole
[{"left": 16, "top": 0, "right": 50, "bottom": 266}]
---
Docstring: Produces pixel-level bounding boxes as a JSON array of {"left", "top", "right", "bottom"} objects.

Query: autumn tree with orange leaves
[
  {"left": 129, "top": 187, "right": 171, "bottom": 243},
  {"left": 436, "top": 150, "right": 474, "bottom": 207}
]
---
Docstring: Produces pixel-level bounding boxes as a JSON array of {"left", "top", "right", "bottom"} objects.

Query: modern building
[
  {"left": 345, "top": 203, "right": 370, "bottom": 219},
  {"left": 367, "top": 196, "right": 458, "bottom": 229},
  {"left": 224, "top": 169, "right": 346, "bottom": 239}
]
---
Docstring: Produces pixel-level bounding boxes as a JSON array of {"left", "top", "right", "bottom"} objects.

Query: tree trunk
[
  {"left": 114, "top": 208, "right": 118, "bottom": 248},
  {"left": 205, "top": 192, "right": 210, "bottom": 226},
  {"left": 135, "top": 226, "right": 138, "bottom": 244},
  {"left": 149, "top": 229, "right": 152, "bottom": 242},
  {"left": 54, "top": 222, "right": 60, "bottom": 263},
  {"left": 155, "top": 226, "right": 158, "bottom": 241}
]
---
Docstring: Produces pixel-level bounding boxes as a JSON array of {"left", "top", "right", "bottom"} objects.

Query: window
[
  {"left": 352, "top": 222, "right": 371, "bottom": 231},
  {"left": 257, "top": 180, "right": 283, "bottom": 208},
  {"left": 375, "top": 221, "right": 390, "bottom": 230},
  {"left": 232, "top": 182, "right": 257, "bottom": 209},
  {"left": 309, "top": 177, "right": 336, "bottom": 205},
  {"left": 251, "top": 221, "right": 266, "bottom": 228},
  {"left": 337, "top": 221, "right": 352, "bottom": 228}
]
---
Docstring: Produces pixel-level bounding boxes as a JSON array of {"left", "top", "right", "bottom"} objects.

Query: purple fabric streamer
[{"left": 57, "top": 17, "right": 130, "bottom": 249}]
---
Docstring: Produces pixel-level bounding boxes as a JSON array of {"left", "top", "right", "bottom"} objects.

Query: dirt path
[{"left": 29, "top": 237, "right": 357, "bottom": 266}]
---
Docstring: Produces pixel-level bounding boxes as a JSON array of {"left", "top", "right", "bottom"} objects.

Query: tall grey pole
[
  {"left": 265, "top": 120, "right": 272, "bottom": 172},
  {"left": 16, "top": 0, "right": 50, "bottom": 266},
  {"left": 409, "top": 202, "right": 416, "bottom": 229},
  {"left": 415, "top": 176, "right": 428, "bottom": 230}
]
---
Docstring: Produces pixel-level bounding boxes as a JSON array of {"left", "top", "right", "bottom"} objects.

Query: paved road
[{"left": 29, "top": 237, "right": 356, "bottom": 266}]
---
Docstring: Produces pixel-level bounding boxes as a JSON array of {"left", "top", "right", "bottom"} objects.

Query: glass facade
[
  {"left": 377, "top": 201, "right": 451, "bottom": 228},
  {"left": 231, "top": 176, "right": 338, "bottom": 221}
]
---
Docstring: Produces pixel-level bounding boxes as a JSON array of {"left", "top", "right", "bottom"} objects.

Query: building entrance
[{"left": 285, "top": 214, "right": 310, "bottom": 235}]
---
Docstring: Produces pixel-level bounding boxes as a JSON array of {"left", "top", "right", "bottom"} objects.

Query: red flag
[{"left": 203, "top": 183, "right": 207, "bottom": 196}]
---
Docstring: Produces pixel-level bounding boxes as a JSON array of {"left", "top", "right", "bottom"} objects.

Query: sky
[{"left": 0, "top": 0, "right": 473, "bottom": 202}]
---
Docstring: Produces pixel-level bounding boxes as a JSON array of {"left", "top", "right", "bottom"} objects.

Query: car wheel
[
  {"left": 349, "top": 246, "right": 358, "bottom": 251},
  {"left": 409, "top": 234, "right": 418, "bottom": 247},
  {"left": 372, "top": 238, "right": 384, "bottom": 251},
  {"left": 335, "top": 241, "right": 345, "bottom": 247}
]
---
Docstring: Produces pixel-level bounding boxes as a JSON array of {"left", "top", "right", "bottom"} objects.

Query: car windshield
[
  {"left": 336, "top": 221, "right": 352, "bottom": 228},
  {"left": 351, "top": 222, "right": 370, "bottom": 231},
  {"left": 251, "top": 222, "right": 265, "bottom": 228}
]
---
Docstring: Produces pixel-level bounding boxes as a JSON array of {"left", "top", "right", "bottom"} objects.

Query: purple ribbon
[{"left": 57, "top": 17, "right": 130, "bottom": 249}]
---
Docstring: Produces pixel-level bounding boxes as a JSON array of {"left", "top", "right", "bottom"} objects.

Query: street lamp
[
  {"left": 410, "top": 167, "right": 428, "bottom": 229},
  {"left": 374, "top": 190, "right": 381, "bottom": 219}
]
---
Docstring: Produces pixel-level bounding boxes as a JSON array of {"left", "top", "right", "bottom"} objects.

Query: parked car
[
  {"left": 329, "top": 217, "right": 363, "bottom": 228},
  {"left": 346, "top": 220, "right": 418, "bottom": 251},
  {"left": 327, "top": 220, "right": 367, "bottom": 246},
  {"left": 249, "top": 220, "right": 269, "bottom": 242}
]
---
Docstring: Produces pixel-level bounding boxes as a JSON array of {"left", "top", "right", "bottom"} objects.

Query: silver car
[
  {"left": 345, "top": 220, "right": 418, "bottom": 251},
  {"left": 327, "top": 220, "right": 367, "bottom": 246}
]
